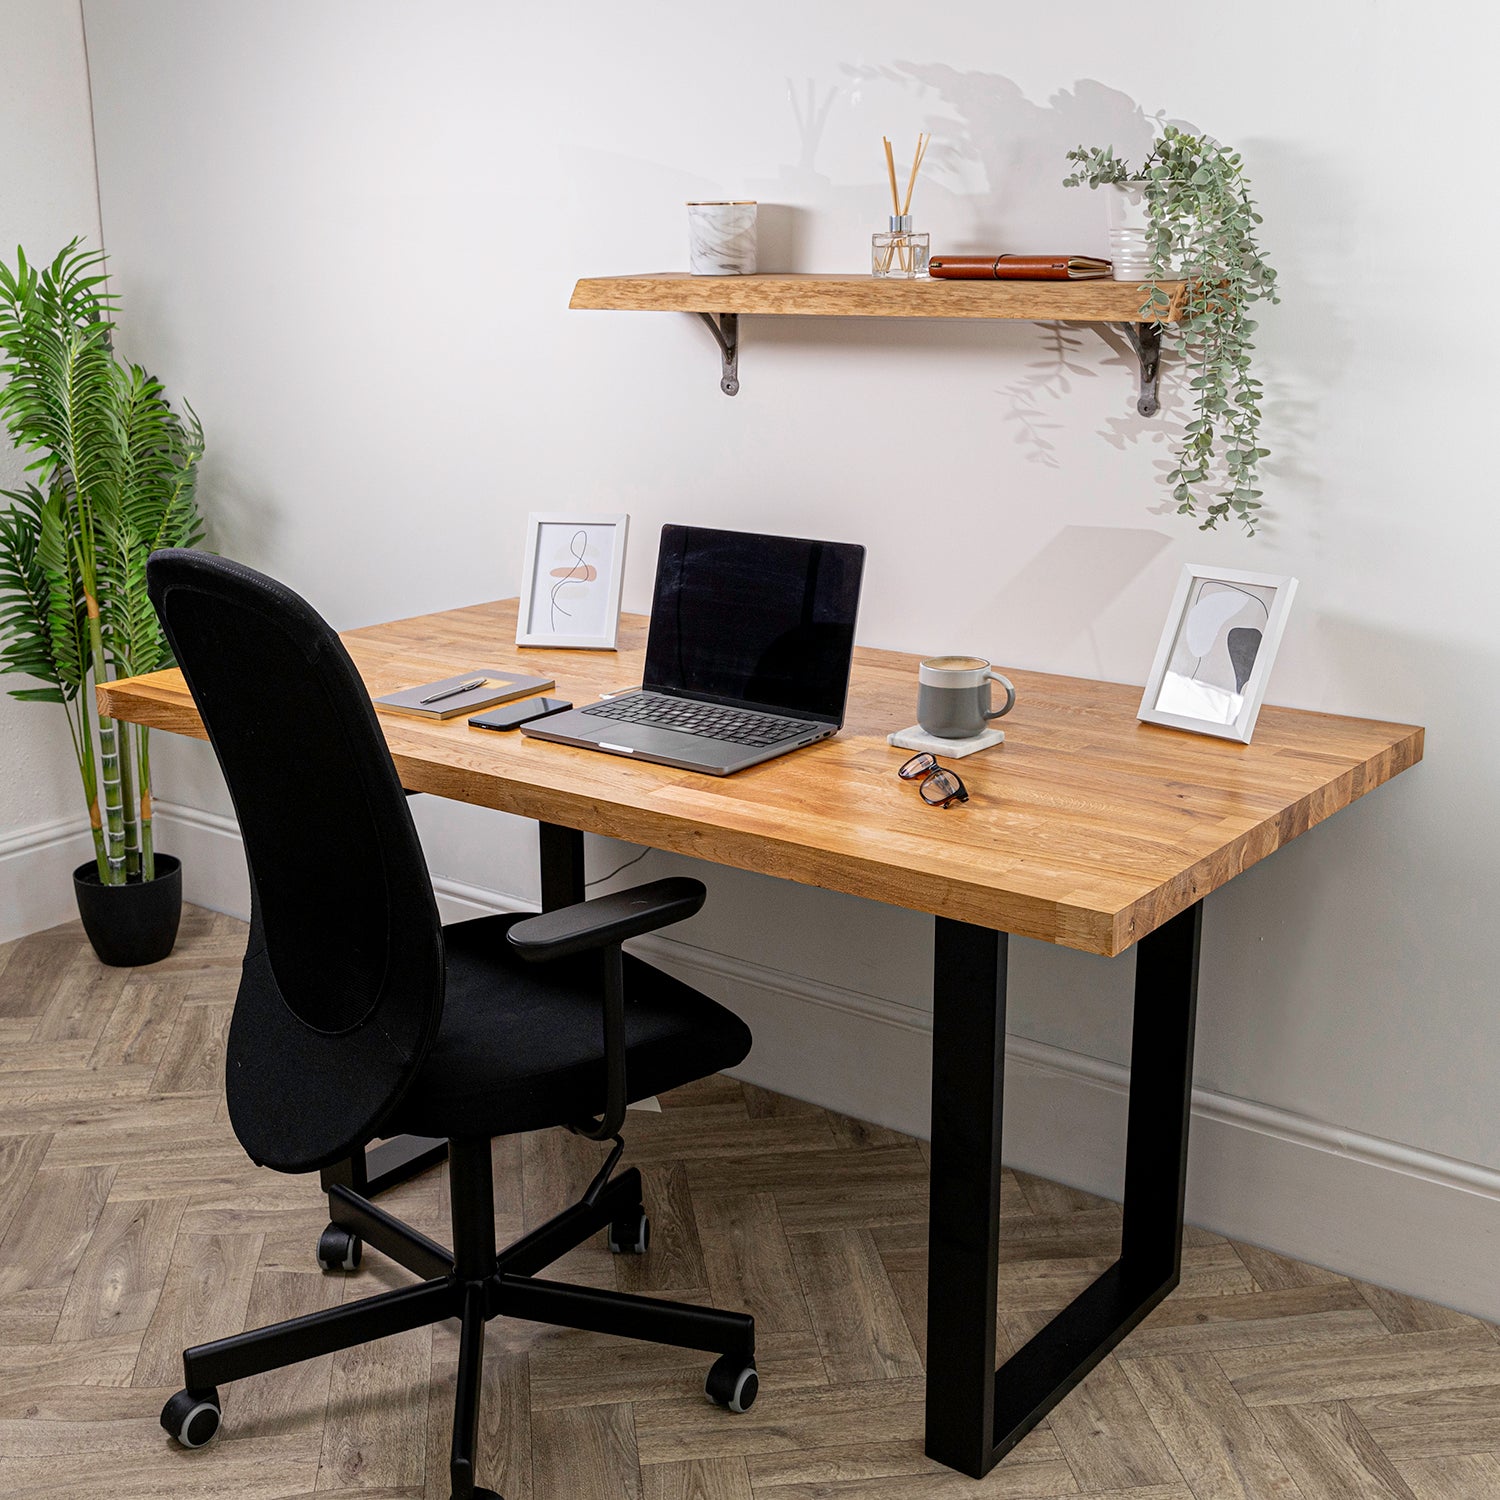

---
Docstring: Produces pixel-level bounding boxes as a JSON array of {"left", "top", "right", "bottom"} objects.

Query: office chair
[{"left": 146, "top": 551, "right": 758, "bottom": 1500}]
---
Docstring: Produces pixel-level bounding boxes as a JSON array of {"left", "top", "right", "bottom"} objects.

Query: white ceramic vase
[
  {"left": 1106, "top": 182, "right": 1177, "bottom": 280},
  {"left": 687, "top": 201, "right": 757, "bottom": 275}
]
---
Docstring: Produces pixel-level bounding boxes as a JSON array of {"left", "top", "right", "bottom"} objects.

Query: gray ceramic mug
[{"left": 917, "top": 656, "right": 1017, "bottom": 739}]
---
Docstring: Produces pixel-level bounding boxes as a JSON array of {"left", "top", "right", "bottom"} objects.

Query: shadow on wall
[
  {"left": 746, "top": 73, "right": 1188, "bottom": 484},
  {"left": 748, "top": 68, "right": 1329, "bottom": 531},
  {"left": 1231, "top": 137, "right": 1356, "bottom": 546},
  {"left": 852, "top": 67, "right": 1189, "bottom": 484},
  {"left": 751, "top": 71, "right": 1158, "bottom": 273},
  {"left": 843, "top": 68, "right": 1161, "bottom": 249}
]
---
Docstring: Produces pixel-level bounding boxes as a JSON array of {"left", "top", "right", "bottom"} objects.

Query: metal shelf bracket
[
  {"left": 689, "top": 310, "right": 1159, "bottom": 411},
  {"left": 696, "top": 312, "right": 740, "bottom": 396},
  {"left": 1113, "top": 321, "right": 1165, "bottom": 417}
]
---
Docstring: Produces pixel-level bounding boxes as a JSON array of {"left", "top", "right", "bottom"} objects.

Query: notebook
[
  {"left": 522, "top": 525, "right": 865, "bottom": 775},
  {"left": 374, "top": 669, "right": 555, "bottom": 720}
]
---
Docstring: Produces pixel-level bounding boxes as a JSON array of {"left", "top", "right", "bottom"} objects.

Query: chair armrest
[
  {"left": 507, "top": 876, "right": 707, "bottom": 1143},
  {"left": 506, "top": 877, "right": 706, "bottom": 962}
]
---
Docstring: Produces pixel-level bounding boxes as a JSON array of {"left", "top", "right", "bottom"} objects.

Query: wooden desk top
[{"left": 98, "top": 599, "right": 1423, "bottom": 958}]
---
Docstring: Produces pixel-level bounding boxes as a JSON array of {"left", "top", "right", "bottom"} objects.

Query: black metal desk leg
[
  {"left": 1121, "top": 900, "right": 1202, "bottom": 1278},
  {"left": 539, "top": 822, "right": 586, "bottom": 911},
  {"left": 923, "top": 901, "right": 1204, "bottom": 1478},
  {"left": 924, "top": 918, "right": 1008, "bottom": 1477}
]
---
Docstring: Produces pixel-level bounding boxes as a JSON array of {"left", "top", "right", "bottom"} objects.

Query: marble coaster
[{"left": 888, "top": 724, "right": 1005, "bottom": 759}]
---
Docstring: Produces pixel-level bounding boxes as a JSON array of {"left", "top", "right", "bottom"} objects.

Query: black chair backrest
[{"left": 147, "top": 551, "right": 445, "bottom": 1173}]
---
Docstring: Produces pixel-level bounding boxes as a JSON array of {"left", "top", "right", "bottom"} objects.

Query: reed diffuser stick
[
  {"left": 883, "top": 136, "right": 900, "bottom": 215},
  {"left": 901, "top": 132, "right": 930, "bottom": 216}
]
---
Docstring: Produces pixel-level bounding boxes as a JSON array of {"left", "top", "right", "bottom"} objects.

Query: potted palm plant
[
  {"left": 1064, "top": 127, "right": 1279, "bottom": 533},
  {"left": 0, "top": 240, "right": 206, "bottom": 965}
]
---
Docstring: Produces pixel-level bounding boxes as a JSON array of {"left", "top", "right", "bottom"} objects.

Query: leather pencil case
[{"left": 929, "top": 254, "right": 1113, "bottom": 280}]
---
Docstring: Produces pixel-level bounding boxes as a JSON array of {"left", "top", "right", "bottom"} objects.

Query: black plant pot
[{"left": 73, "top": 853, "right": 183, "bottom": 967}]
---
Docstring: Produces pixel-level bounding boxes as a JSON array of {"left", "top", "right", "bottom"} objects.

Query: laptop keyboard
[{"left": 581, "top": 693, "right": 815, "bottom": 747}]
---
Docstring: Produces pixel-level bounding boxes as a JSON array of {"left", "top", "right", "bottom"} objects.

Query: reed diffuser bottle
[
  {"left": 873, "top": 135, "right": 931, "bottom": 278},
  {"left": 873, "top": 215, "right": 929, "bottom": 278}
]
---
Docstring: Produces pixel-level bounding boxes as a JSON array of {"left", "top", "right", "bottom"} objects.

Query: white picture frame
[
  {"left": 516, "top": 512, "right": 629, "bottom": 650},
  {"left": 1138, "top": 564, "right": 1298, "bottom": 743}
]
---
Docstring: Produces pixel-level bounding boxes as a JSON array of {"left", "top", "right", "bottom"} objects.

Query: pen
[{"left": 420, "top": 677, "right": 488, "bottom": 705}]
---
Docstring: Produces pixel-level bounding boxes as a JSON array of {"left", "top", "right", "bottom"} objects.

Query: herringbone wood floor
[{"left": 3, "top": 907, "right": 1500, "bottom": 1499}]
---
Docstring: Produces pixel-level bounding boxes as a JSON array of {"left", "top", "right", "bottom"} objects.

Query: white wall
[
  {"left": 64, "top": 1, "right": 1500, "bottom": 1309},
  {"left": 0, "top": 0, "right": 106, "bottom": 937}
]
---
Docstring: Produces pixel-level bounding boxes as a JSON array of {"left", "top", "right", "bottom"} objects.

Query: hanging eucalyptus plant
[
  {"left": 1064, "top": 127, "right": 1278, "bottom": 533},
  {"left": 0, "top": 239, "right": 205, "bottom": 884}
]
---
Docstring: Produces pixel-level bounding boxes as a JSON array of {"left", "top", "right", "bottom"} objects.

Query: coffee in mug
[{"left": 917, "top": 656, "right": 1016, "bottom": 740}]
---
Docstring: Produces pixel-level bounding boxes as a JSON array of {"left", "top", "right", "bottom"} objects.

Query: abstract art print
[
  {"left": 516, "top": 513, "right": 629, "bottom": 650},
  {"left": 1138, "top": 565, "right": 1298, "bottom": 742}
]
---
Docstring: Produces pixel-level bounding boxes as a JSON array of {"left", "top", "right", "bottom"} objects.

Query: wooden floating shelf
[
  {"left": 568, "top": 272, "right": 1186, "bottom": 409},
  {"left": 569, "top": 272, "right": 1186, "bottom": 323}
]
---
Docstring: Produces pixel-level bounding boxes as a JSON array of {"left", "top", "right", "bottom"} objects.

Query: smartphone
[{"left": 468, "top": 697, "right": 573, "bottom": 732}]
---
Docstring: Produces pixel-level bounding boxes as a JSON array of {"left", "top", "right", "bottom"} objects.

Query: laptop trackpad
[
  {"left": 588, "top": 721, "right": 725, "bottom": 756},
  {"left": 526, "top": 709, "right": 715, "bottom": 755}
]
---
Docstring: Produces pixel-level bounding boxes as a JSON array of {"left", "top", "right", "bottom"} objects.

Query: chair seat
[{"left": 385, "top": 913, "right": 752, "bottom": 1140}]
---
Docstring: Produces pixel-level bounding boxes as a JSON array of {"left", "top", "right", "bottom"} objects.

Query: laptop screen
[{"left": 643, "top": 525, "right": 865, "bottom": 724}]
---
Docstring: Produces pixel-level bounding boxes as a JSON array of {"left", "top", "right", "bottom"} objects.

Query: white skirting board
[
  {"left": 117, "top": 801, "right": 1500, "bottom": 1322},
  {"left": 153, "top": 799, "right": 252, "bottom": 916},
  {"left": 0, "top": 814, "right": 96, "bottom": 943}
]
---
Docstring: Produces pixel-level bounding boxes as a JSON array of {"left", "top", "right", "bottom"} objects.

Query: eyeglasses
[{"left": 898, "top": 752, "right": 970, "bottom": 808}]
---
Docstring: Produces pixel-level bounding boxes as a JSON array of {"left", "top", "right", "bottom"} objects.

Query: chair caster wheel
[
  {"left": 606, "top": 1210, "right": 649, "bottom": 1255},
  {"left": 317, "top": 1224, "right": 363, "bottom": 1272},
  {"left": 161, "top": 1386, "right": 222, "bottom": 1448},
  {"left": 705, "top": 1353, "right": 758, "bottom": 1413}
]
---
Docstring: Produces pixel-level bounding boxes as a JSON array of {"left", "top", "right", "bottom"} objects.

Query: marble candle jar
[{"left": 687, "top": 201, "right": 757, "bottom": 275}]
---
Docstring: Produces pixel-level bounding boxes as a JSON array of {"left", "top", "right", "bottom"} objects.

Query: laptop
[{"left": 522, "top": 524, "right": 865, "bottom": 775}]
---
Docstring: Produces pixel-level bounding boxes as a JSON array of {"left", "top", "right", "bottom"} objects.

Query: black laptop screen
[{"left": 643, "top": 525, "right": 865, "bottom": 724}]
